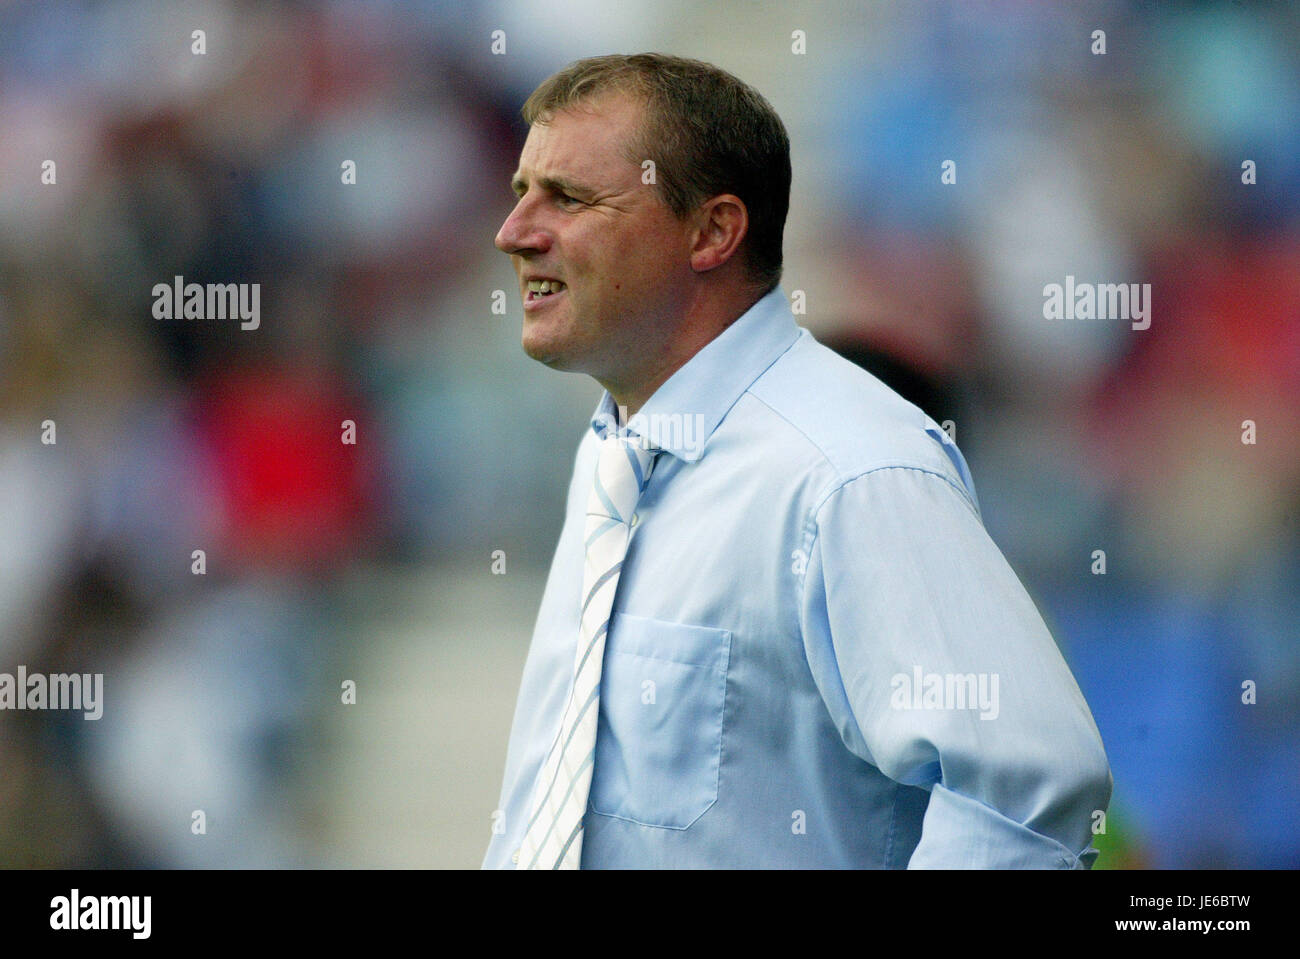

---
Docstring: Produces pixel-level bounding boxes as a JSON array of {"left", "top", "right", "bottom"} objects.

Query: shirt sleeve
[{"left": 798, "top": 464, "right": 1112, "bottom": 868}]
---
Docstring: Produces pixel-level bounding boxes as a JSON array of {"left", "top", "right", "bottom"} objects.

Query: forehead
[{"left": 514, "top": 91, "right": 645, "bottom": 188}]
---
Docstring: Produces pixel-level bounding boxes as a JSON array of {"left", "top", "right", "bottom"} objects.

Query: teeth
[{"left": 527, "top": 279, "right": 565, "bottom": 294}]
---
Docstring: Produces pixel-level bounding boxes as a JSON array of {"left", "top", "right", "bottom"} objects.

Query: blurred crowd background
[{"left": 0, "top": 0, "right": 1296, "bottom": 868}]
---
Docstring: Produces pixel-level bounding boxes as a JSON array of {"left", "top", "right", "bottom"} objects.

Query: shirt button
[
  {"left": 631, "top": 513, "right": 640, "bottom": 527},
  {"left": 511, "top": 849, "right": 520, "bottom": 864}
]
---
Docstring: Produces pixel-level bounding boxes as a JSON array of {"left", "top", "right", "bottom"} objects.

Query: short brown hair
[{"left": 522, "top": 53, "right": 791, "bottom": 293}]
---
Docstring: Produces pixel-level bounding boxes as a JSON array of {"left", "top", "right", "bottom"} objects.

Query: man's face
[{"left": 495, "top": 91, "right": 695, "bottom": 385}]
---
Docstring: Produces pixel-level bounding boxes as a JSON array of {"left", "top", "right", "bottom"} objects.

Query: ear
[{"left": 689, "top": 195, "right": 748, "bottom": 273}]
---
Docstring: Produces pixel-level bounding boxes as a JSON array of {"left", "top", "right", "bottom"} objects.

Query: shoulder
[{"left": 741, "top": 329, "right": 976, "bottom": 510}]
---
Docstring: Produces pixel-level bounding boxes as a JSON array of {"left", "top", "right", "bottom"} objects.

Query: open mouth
[{"left": 525, "top": 278, "right": 567, "bottom": 305}]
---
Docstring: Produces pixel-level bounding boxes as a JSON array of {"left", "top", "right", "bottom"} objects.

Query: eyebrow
[{"left": 510, "top": 172, "right": 596, "bottom": 199}]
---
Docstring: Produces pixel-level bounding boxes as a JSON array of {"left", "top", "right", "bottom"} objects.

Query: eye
[{"left": 557, "top": 193, "right": 584, "bottom": 208}]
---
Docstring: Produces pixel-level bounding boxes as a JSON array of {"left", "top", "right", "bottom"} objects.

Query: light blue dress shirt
[{"left": 484, "top": 286, "right": 1112, "bottom": 869}]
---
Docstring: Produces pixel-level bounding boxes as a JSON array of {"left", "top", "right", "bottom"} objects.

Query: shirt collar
[{"left": 589, "top": 285, "right": 800, "bottom": 462}]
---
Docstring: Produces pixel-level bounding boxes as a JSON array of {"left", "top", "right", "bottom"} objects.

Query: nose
[{"left": 495, "top": 195, "right": 550, "bottom": 256}]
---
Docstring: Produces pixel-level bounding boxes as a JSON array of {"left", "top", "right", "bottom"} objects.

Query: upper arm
[{"left": 799, "top": 465, "right": 1111, "bottom": 858}]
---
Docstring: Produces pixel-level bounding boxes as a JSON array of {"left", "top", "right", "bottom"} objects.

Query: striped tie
[{"left": 518, "top": 429, "right": 659, "bottom": 869}]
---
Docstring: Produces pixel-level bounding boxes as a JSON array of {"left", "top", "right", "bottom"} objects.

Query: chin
[
  {"left": 523, "top": 333, "right": 601, "bottom": 376},
  {"left": 521, "top": 334, "right": 571, "bottom": 370}
]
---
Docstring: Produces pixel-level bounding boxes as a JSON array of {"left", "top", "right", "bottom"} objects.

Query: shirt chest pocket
[{"left": 589, "top": 613, "right": 732, "bottom": 829}]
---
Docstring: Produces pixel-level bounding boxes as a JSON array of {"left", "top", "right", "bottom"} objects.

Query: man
[{"left": 484, "top": 53, "right": 1111, "bottom": 869}]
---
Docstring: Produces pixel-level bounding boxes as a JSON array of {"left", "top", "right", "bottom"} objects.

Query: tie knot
[{"left": 590, "top": 432, "right": 658, "bottom": 525}]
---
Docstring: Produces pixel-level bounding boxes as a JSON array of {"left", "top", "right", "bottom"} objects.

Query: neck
[{"left": 603, "top": 283, "right": 767, "bottom": 417}]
